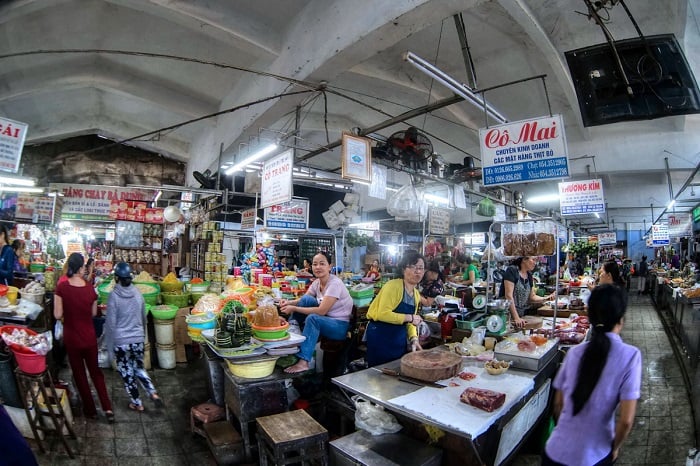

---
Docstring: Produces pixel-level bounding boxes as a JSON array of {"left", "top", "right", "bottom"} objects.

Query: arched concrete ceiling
[{"left": 1, "top": 0, "right": 700, "bottom": 232}]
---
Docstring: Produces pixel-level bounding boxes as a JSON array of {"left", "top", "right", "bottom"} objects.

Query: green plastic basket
[
  {"left": 148, "top": 304, "right": 178, "bottom": 320},
  {"left": 161, "top": 292, "right": 191, "bottom": 308}
]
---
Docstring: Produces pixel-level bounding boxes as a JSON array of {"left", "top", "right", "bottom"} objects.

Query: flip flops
[
  {"left": 105, "top": 411, "right": 115, "bottom": 423},
  {"left": 128, "top": 403, "right": 145, "bottom": 412}
]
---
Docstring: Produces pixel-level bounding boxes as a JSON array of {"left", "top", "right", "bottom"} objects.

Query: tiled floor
[
  {"left": 514, "top": 292, "right": 696, "bottom": 466},
  {"left": 29, "top": 360, "right": 217, "bottom": 465},
  {"left": 25, "top": 291, "right": 697, "bottom": 465}
]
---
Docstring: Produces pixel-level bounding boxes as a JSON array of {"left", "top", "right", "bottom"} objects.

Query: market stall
[{"left": 332, "top": 349, "right": 559, "bottom": 466}]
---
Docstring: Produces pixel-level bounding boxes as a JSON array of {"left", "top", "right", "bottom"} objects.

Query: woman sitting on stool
[{"left": 279, "top": 252, "right": 353, "bottom": 373}]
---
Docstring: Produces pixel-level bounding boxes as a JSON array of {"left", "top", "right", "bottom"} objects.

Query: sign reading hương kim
[
  {"left": 558, "top": 179, "right": 605, "bottom": 215},
  {"left": 480, "top": 114, "right": 569, "bottom": 187}
]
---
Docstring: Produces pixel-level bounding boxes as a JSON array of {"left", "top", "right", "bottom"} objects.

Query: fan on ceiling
[
  {"left": 448, "top": 156, "right": 482, "bottom": 183},
  {"left": 192, "top": 169, "right": 219, "bottom": 189},
  {"left": 373, "top": 127, "right": 433, "bottom": 172}
]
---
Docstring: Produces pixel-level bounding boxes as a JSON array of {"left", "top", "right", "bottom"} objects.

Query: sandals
[
  {"left": 105, "top": 411, "right": 115, "bottom": 423},
  {"left": 128, "top": 403, "right": 145, "bottom": 412}
]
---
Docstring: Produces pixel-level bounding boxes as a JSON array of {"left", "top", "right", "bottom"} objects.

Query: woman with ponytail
[{"left": 543, "top": 284, "right": 641, "bottom": 465}]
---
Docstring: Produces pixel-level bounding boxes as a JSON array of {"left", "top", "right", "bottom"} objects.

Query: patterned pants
[{"left": 114, "top": 343, "right": 156, "bottom": 407}]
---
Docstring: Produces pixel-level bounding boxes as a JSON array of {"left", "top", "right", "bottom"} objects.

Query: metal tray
[{"left": 494, "top": 339, "right": 559, "bottom": 371}]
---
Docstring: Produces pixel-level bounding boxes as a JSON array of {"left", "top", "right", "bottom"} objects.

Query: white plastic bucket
[
  {"left": 153, "top": 318, "right": 175, "bottom": 345},
  {"left": 156, "top": 343, "right": 176, "bottom": 369}
]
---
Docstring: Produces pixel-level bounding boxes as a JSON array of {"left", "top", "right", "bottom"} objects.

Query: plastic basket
[
  {"left": 12, "top": 349, "right": 46, "bottom": 374},
  {"left": 159, "top": 281, "right": 184, "bottom": 293},
  {"left": 29, "top": 264, "right": 46, "bottom": 273},
  {"left": 20, "top": 291, "right": 44, "bottom": 305},
  {"left": 149, "top": 304, "right": 179, "bottom": 320},
  {"left": 0, "top": 325, "right": 39, "bottom": 353},
  {"left": 161, "top": 292, "right": 191, "bottom": 308},
  {"left": 352, "top": 296, "right": 374, "bottom": 308}
]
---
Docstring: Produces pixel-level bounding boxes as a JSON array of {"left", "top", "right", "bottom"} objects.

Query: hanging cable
[{"left": 421, "top": 19, "right": 445, "bottom": 129}]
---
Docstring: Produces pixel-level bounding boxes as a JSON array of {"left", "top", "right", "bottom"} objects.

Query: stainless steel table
[{"left": 332, "top": 355, "right": 559, "bottom": 466}]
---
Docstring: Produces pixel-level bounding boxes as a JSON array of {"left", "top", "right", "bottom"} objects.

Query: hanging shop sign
[
  {"left": 241, "top": 208, "right": 257, "bottom": 230},
  {"left": 16, "top": 195, "right": 56, "bottom": 223},
  {"left": 668, "top": 213, "right": 692, "bottom": 239},
  {"left": 264, "top": 199, "right": 309, "bottom": 231},
  {"left": 652, "top": 222, "right": 670, "bottom": 247},
  {"left": 693, "top": 205, "right": 700, "bottom": 223},
  {"left": 0, "top": 117, "right": 28, "bottom": 173},
  {"left": 428, "top": 207, "right": 450, "bottom": 235},
  {"left": 108, "top": 200, "right": 163, "bottom": 223},
  {"left": 49, "top": 184, "right": 155, "bottom": 221},
  {"left": 480, "top": 114, "right": 569, "bottom": 187},
  {"left": 464, "top": 232, "right": 486, "bottom": 245},
  {"left": 598, "top": 232, "right": 617, "bottom": 246},
  {"left": 341, "top": 133, "right": 372, "bottom": 183},
  {"left": 558, "top": 179, "right": 605, "bottom": 215},
  {"left": 261, "top": 149, "right": 293, "bottom": 208}
]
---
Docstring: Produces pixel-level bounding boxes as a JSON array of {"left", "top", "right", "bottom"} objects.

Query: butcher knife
[{"left": 378, "top": 367, "right": 445, "bottom": 388}]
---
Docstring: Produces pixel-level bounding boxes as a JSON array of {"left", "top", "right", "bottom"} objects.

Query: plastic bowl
[
  {"left": 484, "top": 360, "right": 510, "bottom": 375},
  {"left": 149, "top": 304, "right": 178, "bottom": 320},
  {"left": 187, "top": 281, "right": 211, "bottom": 293},
  {"left": 225, "top": 357, "right": 278, "bottom": 379},
  {"left": 252, "top": 321, "right": 289, "bottom": 340},
  {"left": 185, "top": 314, "right": 217, "bottom": 330}
]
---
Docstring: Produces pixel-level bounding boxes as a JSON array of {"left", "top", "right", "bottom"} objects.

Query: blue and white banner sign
[
  {"left": 652, "top": 222, "right": 670, "bottom": 247},
  {"left": 558, "top": 179, "right": 605, "bottom": 216},
  {"left": 479, "top": 114, "right": 569, "bottom": 186}
]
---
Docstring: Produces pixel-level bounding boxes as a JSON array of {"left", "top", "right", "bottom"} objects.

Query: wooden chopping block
[
  {"left": 400, "top": 350, "right": 462, "bottom": 382},
  {"left": 522, "top": 315, "right": 543, "bottom": 329}
]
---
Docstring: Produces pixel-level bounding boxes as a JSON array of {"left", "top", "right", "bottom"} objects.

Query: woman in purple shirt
[{"left": 544, "top": 284, "right": 641, "bottom": 466}]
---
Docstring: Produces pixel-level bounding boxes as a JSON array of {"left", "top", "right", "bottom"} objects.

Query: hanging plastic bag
[
  {"left": 53, "top": 320, "right": 63, "bottom": 341},
  {"left": 353, "top": 395, "right": 402, "bottom": 435},
  {"left": 476, "top": 197, "right": 496, "bottom": 217}
]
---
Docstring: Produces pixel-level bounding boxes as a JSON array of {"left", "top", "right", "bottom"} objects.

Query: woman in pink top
[{"left": 280, "top": 252, "right": 353, "bottom": 373}]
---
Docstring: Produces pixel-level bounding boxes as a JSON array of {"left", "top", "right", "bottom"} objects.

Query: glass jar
[{"left": 44, "top": 267, "right": 56, "bottom": 292}]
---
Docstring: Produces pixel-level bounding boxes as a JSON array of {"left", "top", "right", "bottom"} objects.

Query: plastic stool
[
  {"left": 256, "top": 409, "right": 329, "bottom": 466},
  {"left": 190, "top": 402, "right": 225, "bottom": 438}
]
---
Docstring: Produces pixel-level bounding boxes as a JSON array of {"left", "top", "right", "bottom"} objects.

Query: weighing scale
[{"left": 485, "top": 299, "right": 510, "bottom": 336}]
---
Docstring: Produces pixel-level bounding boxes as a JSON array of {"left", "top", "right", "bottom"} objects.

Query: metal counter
[{"left": 332, "top": 353, "right": 560, "bottom": 466}]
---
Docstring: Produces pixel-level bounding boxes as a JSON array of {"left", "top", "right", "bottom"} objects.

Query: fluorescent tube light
[
  {"left": 153, "top": 190, "right": 162, "bottom": 204},
  {"left": 225, "top": 143, "right": 278, "bottom": 175},
  {"left": 667, "top": 199, "right": 676, "bottom": 209},
  {"left": 0, "top": 175, "right": 35, "bottom": 186},
  {"left": 527, "top": 194, "right": 560, "bottom": 204},
  {"left": 593, "top": 212, "right": 600, "bottom": 218},
  {"left": 404, "top": 52, "right": 507, "bottom": 124},
  {"left": 0, "top": 187, "right": 44, "bottom": 193}
]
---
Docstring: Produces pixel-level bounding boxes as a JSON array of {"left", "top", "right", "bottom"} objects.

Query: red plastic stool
[{"left": 190, "top": 403, "right": 225, "bottom": 438}]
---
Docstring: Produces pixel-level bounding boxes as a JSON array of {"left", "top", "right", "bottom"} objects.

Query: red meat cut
[{"left": 460, "top": 387, "right": 506, "bottom": 412}]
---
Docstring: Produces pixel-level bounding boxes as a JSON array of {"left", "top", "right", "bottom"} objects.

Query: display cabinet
[{"left": 113, "top": 221, "right": 164, "bottom": 276}]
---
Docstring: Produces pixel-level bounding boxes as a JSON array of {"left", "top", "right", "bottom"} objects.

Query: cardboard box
[
  {"left": 175, "top": 307, "right": 192, "bottom": 345},
  {"left": 5, "top": 405, "right": 43, "bottom": 440}
]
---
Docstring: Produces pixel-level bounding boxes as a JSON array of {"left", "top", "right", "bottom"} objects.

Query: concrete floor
[{"left": 25, "top": 291, "right": 697, "bottom": 465}]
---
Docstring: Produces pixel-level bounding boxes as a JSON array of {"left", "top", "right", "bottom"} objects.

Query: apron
[
  {"left": 514, "top": 274, "right": 531, "bottom": 317},
  {"left": 365, "top": 291, "right": 416, "bottom": 367}
]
